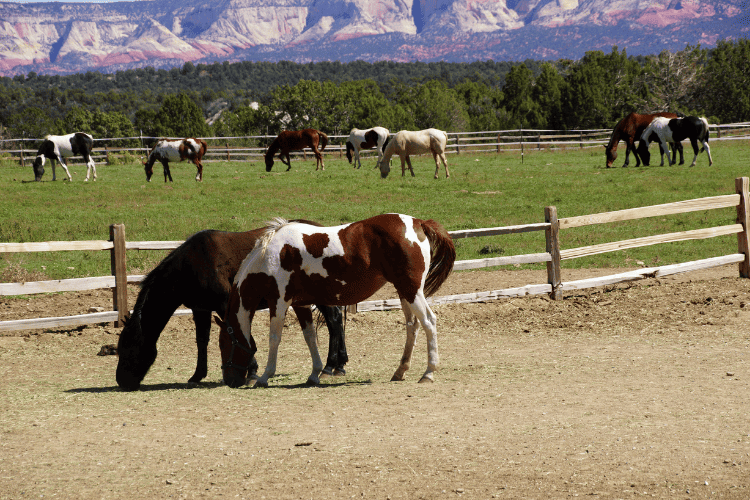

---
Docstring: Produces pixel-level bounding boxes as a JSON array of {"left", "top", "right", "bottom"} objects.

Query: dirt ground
[{"left": 1, "top": 266, "right": 750, "bottom": 499}]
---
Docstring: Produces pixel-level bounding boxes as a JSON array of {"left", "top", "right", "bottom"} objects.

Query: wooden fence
[
  {"left": 1, "top": 177, "right": 748, "bottom": 331},
  {"left": 2, "top": 123, "right": 749, "bottom": 166}
]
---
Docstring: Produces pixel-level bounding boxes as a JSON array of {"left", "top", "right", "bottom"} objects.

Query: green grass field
[{"left": 2, "top": 140, "right": 749, "bottom": 282}]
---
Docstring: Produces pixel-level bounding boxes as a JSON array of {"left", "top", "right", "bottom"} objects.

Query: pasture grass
[{"left": 2, "top": 141, "right": 750, "bottom": 281}]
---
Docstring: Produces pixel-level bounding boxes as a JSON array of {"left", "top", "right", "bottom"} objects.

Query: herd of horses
[{"left": 27, "top": 113, "right": 713, "bottom": 390}]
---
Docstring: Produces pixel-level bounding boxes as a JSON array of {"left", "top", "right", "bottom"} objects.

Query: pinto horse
[
  {"left": 116, "top": 226, "right": 348, "bottom": 391},
  {"left": 143, "top": 138, "right": 207, "bottom": 182},
  {"left": 605, "top": 112, "right": 681, "bottom": 168},
  {"left": 345, "top": 127, "right": 390, "bottom": 169},
  {"left": 32, "top": 132, "right": 96, "bottom": 182},
  {"left": 265, "top": 129, "right": 328, "bottom": 172},
  {"left": 215, "top": 214, "right": 455, "bottom": 388},
  {"left": 376, "top": 129, "right": 449, "bottom": 179},
  {"left": 636, "top": 116, "right": 713, "bottom": 168}
]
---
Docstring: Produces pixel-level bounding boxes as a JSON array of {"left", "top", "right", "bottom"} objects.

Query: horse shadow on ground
[{"left": 65, "top": 378, "right": 372, "bottom": 394}]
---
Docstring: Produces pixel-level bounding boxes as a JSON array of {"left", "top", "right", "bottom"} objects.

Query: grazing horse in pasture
[
  {"left": 32, "top": 132, "right": 96, "bottom": 182},
  {"left": 637, "top": 116, "right": 713, "bottom": 168},
  {"left": 345, "top": 127, "right": 390, "bottom": 169},
  {"left": 143, "top": 138, "right": 208, "bottom": 182},
  {"left": 605, "top": 112, "right": 681, "bottom": 168},
  {"left": 376, "top": 129, "right": 449, "bottom": 179},
  {"left": 265, "top": 129, "right": 328, "bottom": 172},
  {"left": 216, "top": 214, "right": 455, "bottom": 388},
  {"left": 116, "top": 225, "right": 348, "bottom": 391}
]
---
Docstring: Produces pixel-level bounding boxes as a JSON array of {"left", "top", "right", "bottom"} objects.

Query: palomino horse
[
  {"left": 265, "top": 129, "right": 328, "bottom": 172},
  {"left": 637, "top": 116, "right": 713, "bottom": 168},
  {"left": 32, "top": 132, "right": 96, "bottom": 182},
  {"left": 345, "top": 127, "right": 390, "bottom": 168},
  {"left": 376, "top": 129, "right": 449, "bottom": 179},
  {"left": 143, "top": 138, "right": 208, "bottom": 182},
  {"left": 116, "top": 226, "right": 348, "bottom": 391},
  {"left": 216, "top": 214, "right": 455, "bottom": 388},
  {"left": 605, "top": 112, "right": 681, "bottom": 168}
]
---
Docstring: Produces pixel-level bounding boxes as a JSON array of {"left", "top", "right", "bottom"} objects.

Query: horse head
[
  {"left": 636, "top": 141, "right": 651, "bottom": 166},
  {"left": 264, "top": 154, "right": 275, "bottom": 172},
  {"left": 215, "top": 314, "right": 257, "bottom": 388},
  {"left": 143, "top": 158, "right": 155, "bottom": 182},
  {"left": 116, "top": 312, "right": 157, "bottom": 391},
  {"left": 605, "top": 146, "right": 617, "bottom": 168},
  {"left": 32, "top": 156, "right": 45, "bottom": 181},
  {"left": 377, "top": 157, "right": 391, "bottom": 179}
]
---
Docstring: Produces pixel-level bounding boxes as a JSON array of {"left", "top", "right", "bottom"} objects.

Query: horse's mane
[
  {"left": 265, "top": 137, "right": 281, "bottom": 159},
  {"left": 256, "top": 217, "right": 290, "bottom": 260}
]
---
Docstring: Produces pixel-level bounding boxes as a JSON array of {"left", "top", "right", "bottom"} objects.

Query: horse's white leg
[
  {"left": 432, "top": 152, "right": 440, "bottom": 179},
  {"left": 662, "top": 140, "right": 673, "bottom": 166},
  {"left": 255, "top": 303, "right": 289, "bottom": 388},
  {"left": 57, "top": 158, "right": 72, "bottom": 181},
  {"left": 391, "top": 298, "right": 420, "bottom": 382},
  {"left": 404, "top": 292, "right": 439, "bottom": 383},
  {"left": 439, "top": 153, "right": 449, "bottom": 178},
  {"left": 703, "top": 141, "right": 713, "bottom": 166},
  {"left": 50, "top": 159, "right": 57, "bottom": 181},
  {"left": 294, "top": 306, "right": 323, "bottom": 386},
  {"left": 354, "top": 150, "right": 361, "bottom": 169},
  {"left": 84, "top": 157, "right": 96, "bottom": 181}
]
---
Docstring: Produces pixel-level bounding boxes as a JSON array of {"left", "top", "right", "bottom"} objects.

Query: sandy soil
[{"left": 1, "top": 266, "right": 749, "bottom": 499}]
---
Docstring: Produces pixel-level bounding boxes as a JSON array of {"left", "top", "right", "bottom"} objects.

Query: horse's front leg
[
  {"left": 84, "top": 154, "right": 96, "bottom": 181},
  {"left": 255, "top": 303, "right": 289, "bottom": 388},
  {"left": 56, "top": 157, "right": 73, "bottom": 181},
  {"left": 405, "top": 155, "right": 415, "bottom": 177},
  {"left": 292, "top": 306, "right": 323, "bottom": 386},
  {"left": 189, "top": 310, "right": 212, "bottom": 384},
  {"left": 675, "top": 141, "right": 684, "bottom": 165},
  {"left": 161, "top": 160, "right": 173, "bottom": 182},
  {"left": 194, "top": 160, "right": 203, "bottom": 181}
]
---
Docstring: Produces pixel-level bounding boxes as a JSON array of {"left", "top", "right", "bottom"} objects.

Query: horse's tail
[
  {"left": 699, "top": 117, "right": 710, "bottom": 150},
  {"left": 420, "top": 219, "right": 455, "bottom": 297},
  {"left": 318, "top": 131, "right": 328, "bottom": 151}
]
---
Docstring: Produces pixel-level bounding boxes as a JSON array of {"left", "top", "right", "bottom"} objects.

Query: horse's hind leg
[
  {"left": 435, "top": 152, "right": 449, "bottom": 178},
  {"left": 83, "top": 154, "right": 96, "bottom": 181},
  {"left": 393, "top": 293, "right": 439, "bottom": 383},
  {"left": 57, "top": 158, "right": 73, "bottom": 181},
  {"left": 194, "top": 160, "right": 203, "bottom": 181},
  {"left": 404, "top": 156, "right": 415, "bottom": 177},
  {"left": 189, "top": 310, "right": 212, "bottom": 384},
  {"left": 702, "top": 141, "right": 713, "bottom": 166},
  {"left": 293, "top": 306, "right": 323, "bottom": 386},
  {"left": 391, "top": 299, "right": 420, "bottom": 381}
]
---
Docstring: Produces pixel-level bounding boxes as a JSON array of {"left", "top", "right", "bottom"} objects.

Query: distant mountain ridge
[{"left": 0, "top": 0, "right": 746, "bottom": 76}]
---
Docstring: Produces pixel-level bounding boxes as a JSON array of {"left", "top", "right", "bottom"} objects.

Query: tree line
[{"left": 0, "top": 40, "right": 747, "bottom": 148}]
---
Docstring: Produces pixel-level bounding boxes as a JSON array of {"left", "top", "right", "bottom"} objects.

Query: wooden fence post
[
  {"left": 455, "top": 134, "right": 460, "bottom": 155},
  {"left": 226, "top": 142, "right": 230, "bottom": 161},
  {"left": 496, "top": 134, "right": 501, "bottom": 154},
  {"left": 105, "top": 145, "right": 110, "bottom": 165},
  {"left": 735, "top": 177, "right": 750, "bottom": 278},
  {"left": 545, "top": 206, "right": 562, "bottom": 300},
  {"left": 520, "top": 129, "right": 524, "bottom": 163},
  {"left": 19, "top": 137, "right": 25, "bottom": 168},
  {"left": 109, "top": 223, "right": 128, "bottom": 327}
]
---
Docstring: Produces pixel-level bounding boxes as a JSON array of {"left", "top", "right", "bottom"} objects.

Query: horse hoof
[
  {"left": 390, "top": 373, "right": 406, "bottom": 382},
  {"left": 333, "top": 368, "right": 346, "bottom": 377},
  {"left": 418, "top": 376, "right": 434, "bottom": 384},
  {"left": 253, "top": 379, "right": 269, "bottom": 388},
  {"left": 306, "top": 377, "right": 320, "bottom": 386}
]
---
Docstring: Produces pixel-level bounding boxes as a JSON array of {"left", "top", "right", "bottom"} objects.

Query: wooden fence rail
[
  {"left": 1, "top": 177, "right": 748, "bottom": 330},
  {"left": 2, "top": 123, "right": 750, "bottom": 166}
]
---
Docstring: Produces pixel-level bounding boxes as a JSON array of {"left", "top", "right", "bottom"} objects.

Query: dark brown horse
[
  {"left": 605, "top": 112, "right": 681, "bottom": 168},
  {"left": 265, "top": 129, "right": 328, "bottom": 172}
]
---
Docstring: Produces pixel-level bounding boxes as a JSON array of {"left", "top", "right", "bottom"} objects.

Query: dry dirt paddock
[{"left": 1, "top": 266, "right": 750, "bottom": 499}]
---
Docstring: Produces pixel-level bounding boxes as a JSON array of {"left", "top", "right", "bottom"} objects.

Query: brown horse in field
[
  {"left": 605, "top": 112, "right": 681, "bottom": 168},
  {"left": 265, "top": 129, "right": 328, "bottom": 172}
]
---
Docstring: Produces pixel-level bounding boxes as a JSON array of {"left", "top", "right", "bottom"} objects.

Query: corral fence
[
  {"left": 2, "top": 177, "right": 748, "bottom": 332},
  {"left": 2, "top": 123, "right": 749, "bottom": 166}
]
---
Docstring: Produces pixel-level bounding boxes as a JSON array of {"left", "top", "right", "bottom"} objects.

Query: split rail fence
[
  {"left": 1, "top": 177, "right": 748, "bottom": 332},
  {"left": 2, "top": 123, "right": 750, "bottom": 166}
]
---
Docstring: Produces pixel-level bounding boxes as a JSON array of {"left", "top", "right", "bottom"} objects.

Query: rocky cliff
[{"left": 0, "top": 0, "right": 745, "bottom": 75}]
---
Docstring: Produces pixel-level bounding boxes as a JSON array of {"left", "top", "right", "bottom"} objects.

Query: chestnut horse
[
  {"left": 215, "top": 214, "right": 455, "bottom": 388},
  {"left": 605, "top": 112, "right": 681, "bottom": 168},
  {"left": 116, "top": 225, "right": 348, "bottom": 391},
  {"left": 265, "top": 129, "right": 328, "bottom": 172},
  {"left": 143, "top": 138, "right": 208, "bottom": 182}
]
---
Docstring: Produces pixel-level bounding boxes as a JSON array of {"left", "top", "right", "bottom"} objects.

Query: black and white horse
[
  {"left": 637, "top": 116, "right": 713, "bottom": 167},
  {"left": 345, "top": 127, "right": 390, "bottom": 169},
  {"left": 32, "top": 132, "right": 96, "bottom": 182}
]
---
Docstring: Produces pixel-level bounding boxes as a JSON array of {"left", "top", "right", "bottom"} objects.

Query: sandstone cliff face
[{"left": 0, "top": 0, "right": 744, "bottom": 75}]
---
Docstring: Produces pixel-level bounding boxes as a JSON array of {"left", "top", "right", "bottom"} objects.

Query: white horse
[
  {"left": 638, "top": 116, "right": 713, "bottom": 167},
  {"left": 32, "top": 132, "right": 96, "bottom": 182},
  {"left": 376, "top": 128, "right": 449, "bottom": 179},
  {"left": 345, "top": 127, "right": 390, "bottom": 169}
]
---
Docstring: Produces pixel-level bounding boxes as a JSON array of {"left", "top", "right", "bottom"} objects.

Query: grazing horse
[
  {"left": 265, "top": 129, "right": 328, "bottom": 172},
  {"left": 216, "top": 213, "right": 455, "bottom": 388},
  {"left": 116, "top": 225, "right": 348, "bottom": 391},
  {"left": 605, "top": 112, "right": 681, "bottom": 168},
  {"left": 637, "top": 116, "right": 713, "bottom": 168},
  {"left": 143, "top": 138, "right": 207, "bottom": 182},
  {"left": 345, "top": 127, "right": 390, "bottom": 169},
  {"left": 32, "top": 132, "right": 96, "bottom": 182},
  {"left": 376, "top": 129, "right": 449, "bottom": 179}
]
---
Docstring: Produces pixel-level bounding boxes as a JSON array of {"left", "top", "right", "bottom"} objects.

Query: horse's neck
[
  {"left": 606, "top": 126, "right": 622, "bottom": 152},
  {"left": 266, "top": 140, "right": 280, "bottom": 156}
]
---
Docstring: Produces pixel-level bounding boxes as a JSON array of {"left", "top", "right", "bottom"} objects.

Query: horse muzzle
[{"left": 223, "top": 370, "right": 247, "bottom": 388}]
